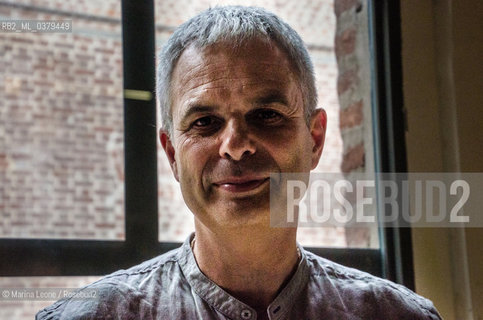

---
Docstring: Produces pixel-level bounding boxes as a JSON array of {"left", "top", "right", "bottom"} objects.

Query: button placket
[
  {"left": 240, "top": 309, "right": 252, "bottom": 319},
  {"left": 272, "top": 305, "right": 281, "bottom": 315}
]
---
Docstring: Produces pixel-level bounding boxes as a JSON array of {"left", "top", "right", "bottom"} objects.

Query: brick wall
[
  {"left": 7, "top": 0, "right": 120, "bottom": 18},
  {"left": 0, "top": 2, "right": 124, "bottom": 240},
  {"left": 334, "top": 0, "right": 375, "bottom": 247},
  {"left": 0, "top": 2, "right": 124, "bottom": 317},
  {"left": 335, "top": 0, "right": 366, "bottom": 173}
]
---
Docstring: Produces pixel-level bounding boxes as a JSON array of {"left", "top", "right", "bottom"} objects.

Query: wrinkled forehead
[
  {"left": 173, "top": 38, "right": 298, "bottom": 82},
  {"left": 171, "top": 38, "right": 298, "bottom": 93}
]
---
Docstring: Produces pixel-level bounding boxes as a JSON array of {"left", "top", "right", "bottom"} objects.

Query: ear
[
  {"left": 309, "top": 108, "right": 327, "bottom": 169},
  {"left": 159, "top": 129, "right": 179, "bottom": 182}
]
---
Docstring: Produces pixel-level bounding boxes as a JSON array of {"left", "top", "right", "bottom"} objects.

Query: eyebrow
[
  {"left": 255, "top": 92, "right": 288, "bottom": 105},
  {"left": 254, "top": 92, "right": 290, "bottom": 110},
  {"left": 180, "top": 105, "right": 216, "bottom": 122},
  {"left": 179, "top": 91, "right": 292, "bottom": 122}
]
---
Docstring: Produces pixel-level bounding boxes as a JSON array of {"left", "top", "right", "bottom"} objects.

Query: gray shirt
[{"left": 37, "top": 234, "right": 441, "bottom": 319}]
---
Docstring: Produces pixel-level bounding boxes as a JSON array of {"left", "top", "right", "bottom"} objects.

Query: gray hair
[{"left": 156, "top": 5, "right": 317, "bottom": 135}]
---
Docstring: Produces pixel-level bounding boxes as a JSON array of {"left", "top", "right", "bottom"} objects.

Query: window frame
[
  {"left": 369, "top": 0, "right": 415, "bottom": 290},
  {"left": 0, "top": 0, "right": 414, "bottom": 291}
]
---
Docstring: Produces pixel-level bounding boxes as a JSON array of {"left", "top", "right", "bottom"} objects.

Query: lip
[{"left": 213, "top": 177, "right": 270, "bottom": 193}]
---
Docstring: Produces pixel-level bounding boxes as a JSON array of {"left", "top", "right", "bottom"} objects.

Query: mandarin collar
[{"left": 177, "top": 233, "right": 310, "bottom": 320}]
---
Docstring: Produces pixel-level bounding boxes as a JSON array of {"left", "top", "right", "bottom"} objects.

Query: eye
[
  {"left": 189, "top": 116, "right": 223, "bottom": 133},
  {"left": 193, "top": 116, "right": 214, "bottom": 127},
  {"left": 254, "top": 109, "right": 284, "bottom": 123}
]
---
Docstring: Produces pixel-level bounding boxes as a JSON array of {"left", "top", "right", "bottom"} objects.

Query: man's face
[{"left": 160, "top": 39, "right": 326, "bottom": 231}]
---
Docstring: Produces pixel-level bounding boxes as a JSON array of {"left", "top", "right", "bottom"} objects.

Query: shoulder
[
  {"left": 303, "top": 250, "right": 442, "bottom": 320},
  {"left": 36, "top": 247, "right": 182, "bottom": 320}
]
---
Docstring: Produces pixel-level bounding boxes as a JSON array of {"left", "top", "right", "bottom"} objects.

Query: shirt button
[{"left": 240, "top": 309, "right": 252, "bottom": 319}]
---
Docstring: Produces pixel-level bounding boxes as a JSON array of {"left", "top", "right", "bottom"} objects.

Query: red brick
[
  {"left": 10, "top": 221, "right": 31, "bottom": 226},
  {"left": 9, "top": 37, "right": 34, "bottom": 44},
  {"left": 345, "top": 227, "right": 370, "bottom": 247},
  {"left": 73, "top": 231, "right": 96, "bottom": 238},
  {"left": 339, "top": 100, "right": 363, "bottom": 128},
  {"left": 95, "top": 223, "right": 115, "bottom": 229},
  {"left": 334, "top": 0, "right": 360, "bottom": 17},
  {"left": 341, "top": 143, "right": 365, "bottom": 173},
  {"left": 53, "top": 222, "right": 75, "bottom": 228},
  {"left": 335, "top": 27, "right": 356, "bottom": 57},
  {"left": 337, "top": 68, "right": 358, "bottom": 95}
]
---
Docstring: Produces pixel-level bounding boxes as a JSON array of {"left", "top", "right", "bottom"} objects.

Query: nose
[{"left": 219, "top": 118, "right": 256, "bottom": 161}]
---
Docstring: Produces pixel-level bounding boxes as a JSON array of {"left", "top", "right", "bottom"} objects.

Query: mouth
[{"left": 213, "top": 177, "right": 270, "bottom": 193}]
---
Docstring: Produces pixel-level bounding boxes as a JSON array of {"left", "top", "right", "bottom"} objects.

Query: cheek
[
  {"left": 176, "top": 137, "right": 212, "bottom": 182},
  {"left": 265, "top": 128, "right": 313, "bottom": 171}
]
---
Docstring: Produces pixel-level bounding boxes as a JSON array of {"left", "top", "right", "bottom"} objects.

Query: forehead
[
  {"left": 174, "top": 38, "right": 295, "bottom": 72},
  {"left": 170, "top": 39, "right": 300, "bottom": 106}
]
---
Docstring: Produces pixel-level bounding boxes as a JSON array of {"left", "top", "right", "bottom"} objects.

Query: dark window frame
[
  {"left": 369, "top": 0, "right": 415, "bottom": 289},
  {"left": 0, "top": 0, "right": 413, "bottom": 291}
]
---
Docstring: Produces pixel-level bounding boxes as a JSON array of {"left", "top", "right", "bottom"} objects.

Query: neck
[{"left": 192, "top": 222, "right": 299, "bottom": 313}]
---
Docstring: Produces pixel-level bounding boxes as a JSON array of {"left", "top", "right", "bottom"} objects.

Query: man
[{"left": 38, "top": 6, "right": 441, "bottom": 320}]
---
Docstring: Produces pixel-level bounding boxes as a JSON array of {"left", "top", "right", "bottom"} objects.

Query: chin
[{"left": 208, "top": 202, "right": 271, "bottom": 229}]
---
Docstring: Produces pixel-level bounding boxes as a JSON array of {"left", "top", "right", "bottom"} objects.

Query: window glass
[
  {"left": 0, "top": 1, "right": 123, "bottom": 317},
  {"left": 156, "top": 0, "right": 378, "bottom": 248},
  {"left": 0, "top": 0, "right": 124, "bottom": 240}
]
